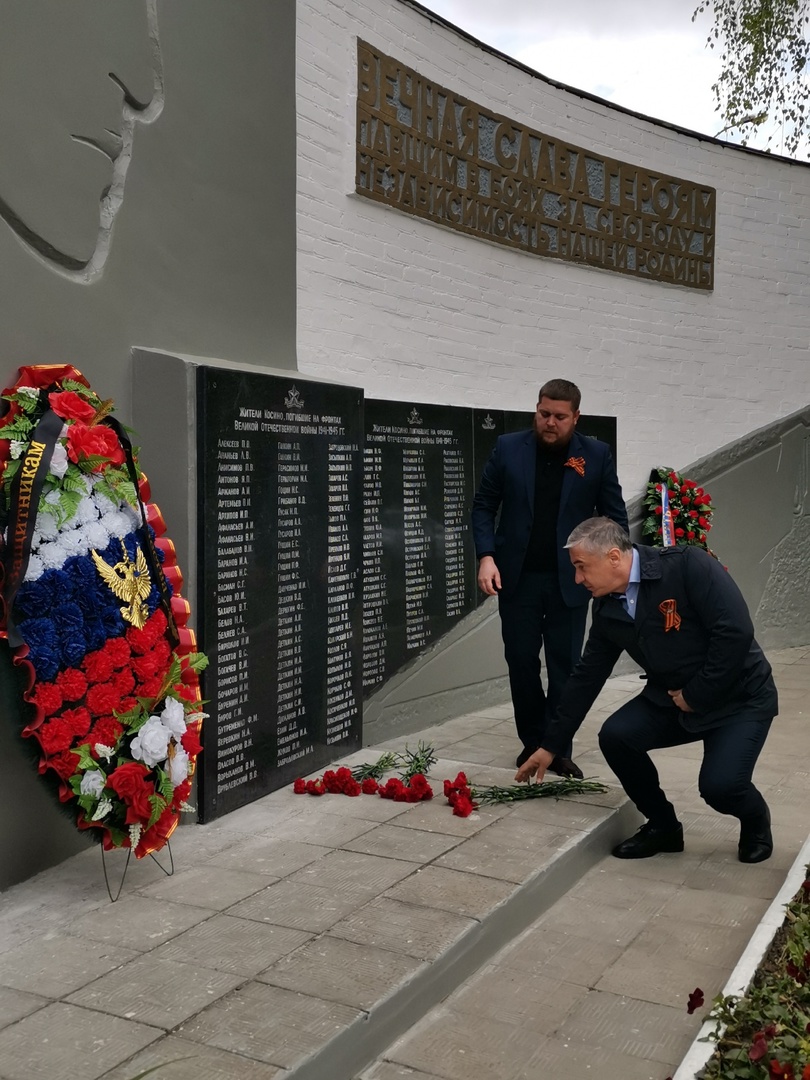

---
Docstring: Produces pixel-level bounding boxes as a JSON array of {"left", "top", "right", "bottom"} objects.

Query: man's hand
[
  {"left": 515, "top": 748, "right": 554, "bottom": 784},
  {"left": 668, "top": 689, "right": 694, "bottom": 713},
  {"left": 477, "top": 555, "right": 502, "bottom": 596}
]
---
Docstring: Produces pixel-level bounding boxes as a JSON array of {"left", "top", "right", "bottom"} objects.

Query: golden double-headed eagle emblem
[{"left": 91, "top": 539, "right": 152, "bottom": 629}]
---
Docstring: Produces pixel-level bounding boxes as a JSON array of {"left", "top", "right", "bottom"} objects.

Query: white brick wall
[{"left": 296, "top": 0, "right": 810, "bottom": 498}]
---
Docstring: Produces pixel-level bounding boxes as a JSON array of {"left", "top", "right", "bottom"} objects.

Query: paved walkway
[{"left": 1, "top": 646, "right": 808, "bottom": 1080}]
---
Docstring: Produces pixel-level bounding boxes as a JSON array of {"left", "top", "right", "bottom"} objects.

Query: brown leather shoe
[{"left": 547, "top": 756, "right": 584, "bottom": 780}]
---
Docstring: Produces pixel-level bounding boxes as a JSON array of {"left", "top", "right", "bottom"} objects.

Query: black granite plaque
[
  {"left": 196, "top": 368, "right": 364, "bottom": 821},
  {"left": 362, "top": 400, "right": 477, "bottom": 695}
]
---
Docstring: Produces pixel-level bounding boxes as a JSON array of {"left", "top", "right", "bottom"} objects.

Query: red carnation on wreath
[
  {"left": 641, "top": 466, "right": 716, "bottom": 557},
  {"left": 0, "top": 364, "right": 208, "bottom": 865}
]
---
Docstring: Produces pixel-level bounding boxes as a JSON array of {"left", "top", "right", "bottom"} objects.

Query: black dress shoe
[
  {"left": 738, "top": 807, "right": 773, "bottom": 863},
  {"left": 547, "top": 756, "right": 584, "bottom": 780},
  {"left": 612, "top": 821, "right": 684, "bottom": 859},
  {"left": 515, "top": 746, "right": 537, "bottom": 769}
]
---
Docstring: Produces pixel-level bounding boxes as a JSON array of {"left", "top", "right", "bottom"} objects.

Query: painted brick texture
[{"left": 297, "top": 0, "right": 810, "bottom": 498}]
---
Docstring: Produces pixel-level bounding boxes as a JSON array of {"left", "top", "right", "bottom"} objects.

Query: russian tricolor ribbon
[{"left": 659, "top": 483, "right": 675, "bottom": 546}]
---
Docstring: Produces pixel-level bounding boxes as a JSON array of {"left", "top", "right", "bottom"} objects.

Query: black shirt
[{"left": 521, "top": 440, "right": 568, "bottom": 573}]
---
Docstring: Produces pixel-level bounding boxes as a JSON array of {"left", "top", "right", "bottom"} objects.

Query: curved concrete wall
[{"left": 296, "top": 0, "right": 810, "bottom": 500}]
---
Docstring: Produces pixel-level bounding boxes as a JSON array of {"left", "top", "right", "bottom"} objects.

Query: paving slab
[{"left": 0, "top": 652, "right": 807, "bottom": 1080}]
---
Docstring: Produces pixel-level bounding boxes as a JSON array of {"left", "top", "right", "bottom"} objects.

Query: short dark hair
[
  {"left": 565, "top": 517, "right": 632, "bottom": 553},
  {"left": 538, "top": 379, "right": 581, "bottom": 411}
]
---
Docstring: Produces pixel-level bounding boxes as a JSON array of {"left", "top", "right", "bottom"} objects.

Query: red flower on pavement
[
  {"left": 361, "top": 777, "right": 379, "bottom": 794},
  {"left": 686, "top": 987, "right": 705, "bottom": 1014},
  {"left": 293, "top": 778, "right": 307, "bottom": 794},
  {"left": 305, "top": 779, "right": 326, "bottom": 796}
]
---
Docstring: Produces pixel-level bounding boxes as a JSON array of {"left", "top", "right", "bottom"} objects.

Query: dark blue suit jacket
[
  {"left": 471, "top": 429, "right": 628, "bottom": 606},
  {"left": 540, "top": 544, "right": 778, "bottom": 756}
]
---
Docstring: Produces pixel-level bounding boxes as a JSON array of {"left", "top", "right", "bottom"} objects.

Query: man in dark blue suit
[
  {"left": 516, "top": 517, "right": 776, "bottom": 863},
  {"left": 471, "top": 379, "right": 628, "bottom": 775}
]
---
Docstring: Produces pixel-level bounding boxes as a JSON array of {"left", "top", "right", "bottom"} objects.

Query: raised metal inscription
[{"left": 356, "top": 42, "right": 715, "bottom": 290}]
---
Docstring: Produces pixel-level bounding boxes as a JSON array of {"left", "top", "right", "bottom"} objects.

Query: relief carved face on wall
[{"left": 0, "top": 0, "right": 164, "bottom": 282}]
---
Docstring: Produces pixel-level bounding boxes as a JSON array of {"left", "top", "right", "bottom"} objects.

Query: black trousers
[
  {"left": 598, "top": 694, "right": 772, "bottom": 827},
  {"left": 498, "top": 571, "right": 588, "bottom": 753}
]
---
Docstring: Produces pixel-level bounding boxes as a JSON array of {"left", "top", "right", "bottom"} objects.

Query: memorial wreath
[
  {"left": 641, "top": 466, "right": 715, "bottom": 551},
  {"left": 0, "top": 365, "right": 206, "bottom": 859}
]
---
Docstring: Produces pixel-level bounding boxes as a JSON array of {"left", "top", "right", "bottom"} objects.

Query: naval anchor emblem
[{"left": 91, "top": 539, "right": 152, "bottom": 630}]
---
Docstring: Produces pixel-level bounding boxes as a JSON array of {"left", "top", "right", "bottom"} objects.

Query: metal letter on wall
[{"left": 356, "top": 42, "right": 716, "bottom": 290}]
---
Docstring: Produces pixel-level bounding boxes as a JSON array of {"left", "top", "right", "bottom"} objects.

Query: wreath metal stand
[{"left": 101, "top": 840, "right": 175, "bottom": 903}]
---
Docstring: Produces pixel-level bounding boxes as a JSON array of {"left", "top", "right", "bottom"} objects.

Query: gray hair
[{"left": 564, "top": 517, "right": 632, "bottom": 554}]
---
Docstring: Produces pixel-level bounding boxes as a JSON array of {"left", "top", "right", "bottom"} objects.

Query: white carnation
[
  {"left": 100, "top": 510, "right": 133, "bottom": 537},
  {"left": 74, "top": 495, "right": 100, "bottom": 526},
  {"left": 39, "top": 542, "right": 69, "bottom": 570},
  {"left": 16, "top": 385, "right": 40, "bottom": 399},
  {"left": 44, "top": 489, "right": 61, "bottom": 506},
  {"left": 80, "top": 770, "right": 106, "bottom": 798},
  {"left": 130, "top": 716, "right": 172, "bottom": 768},
  {"left": 9, "top": 440, "right": 26, "bottom": 460},
  {"left": 24, "top": 555, "right": 44, "bottom": 581},
  {"left": 32, "top": 514, "right": 59, "bottom": 543},
  {"left": 83, "top": 522, "right": 110, "bottom": 550}
]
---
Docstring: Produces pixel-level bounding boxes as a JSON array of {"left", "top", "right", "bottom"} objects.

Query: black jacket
[
  {"left": 542, "top": 544, "right": 778, "bottom": 755},
  {"left": 471, "top": 429, "right": 628, "bottom": 605}
]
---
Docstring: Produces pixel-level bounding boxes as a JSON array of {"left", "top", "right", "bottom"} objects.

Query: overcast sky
[{"left": 420, "top": 0, "right": 778, "bottom": 151}]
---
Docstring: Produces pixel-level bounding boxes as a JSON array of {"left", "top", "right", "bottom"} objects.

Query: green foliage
[
  {"left": 694, "top": 0, "right": 810, "bottom": 156},
  {"left": 397, "top": 741, "right": 438, "bottom": 781},
  {"left": 351, "top": 751, "right": 400, "bottom": 780},
  {"left": 697, "top": 873, "right": 810, "bottom": 1077},
  {"left": 471, "top": 778, "right": 609, "bottom": 803}
]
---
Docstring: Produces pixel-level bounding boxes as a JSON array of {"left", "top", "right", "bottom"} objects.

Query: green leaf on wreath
[
  {"left": 53, "top": 489, "right": 84, "bottom": 527},
  {"left": 156, "top": 767, "right": 174, "bottom": 801},
  {"left": 75, "top": 453, "right": 111, "bottom": 471},
  {"left": 73, "top": 744, "right": 97, "bottom": 772},
  {"left": 0, "top": 417, "right": 35, "bottom": 441},
  {"left": 59, "top": 464, "right": 90, "bottom": 492},
  {"left": 185, "top": 652, "right": 209, "bottom": 674},
  {"left": 59, "top": 379, "right": 98, "bottom": 401},
  {"left": 147, "top": 793, "right": 167, "bottom": 829}
]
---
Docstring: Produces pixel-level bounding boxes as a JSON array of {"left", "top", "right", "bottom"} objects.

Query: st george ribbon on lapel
[{"left": 564, "top": 456, "right": 585, "bottom": 476}]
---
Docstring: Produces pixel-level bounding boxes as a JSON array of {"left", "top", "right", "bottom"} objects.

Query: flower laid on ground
[
  {"left": 641, "top": 466, "right": 715, "bottom": 551},
  {"left": 293, "top": 744, "right": 437, "bottom": 799},
  {"left": 677, "top": 872, "right": 810, "bottom": 1079},
  {"left": 444, "top": 771, "right": 478, "bottom": 817},
  {"left": 0, "top": 365, "right": 206, "bottom": 859}
]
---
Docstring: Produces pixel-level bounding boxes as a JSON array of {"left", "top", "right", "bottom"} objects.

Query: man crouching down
[{"left": 515, "top": 517, "right": 777, "bottom": 863}]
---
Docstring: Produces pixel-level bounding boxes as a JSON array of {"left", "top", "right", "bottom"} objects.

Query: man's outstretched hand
[{"left": 515, "top": 747, "right": 555, "bottom": 784}]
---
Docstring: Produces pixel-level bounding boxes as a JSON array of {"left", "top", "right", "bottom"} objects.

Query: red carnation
[
  {"left": 86, "top": 716, "right": 124, "bottom": 752},
  {"left": 687, "top": 531, "right": 696, "bottom": 540},
  {"left": 66, "top": 421, "right": 125, "bottom": 470},
  {"left": 105, "top": 638, "right": 131, "bottom": 668},
  {"left": 306, "top": 779, "right": 326, "bottom": 795},
  {"left": 137, "top": 676, "right": 165, "bottom": 701},
  {"left": 132, "top": 651, "right": 163, "bottom": 682},
  {"left": 293, "top": 778, "right": 307, "bottom": 794},
  {"left": 361, "top": 777, "right": 379, "bottom": 794},
  {"left": 107, "top": 761, "right": 153, "bottom": 824},
  {"left": 55, "top": 668, "right": 88, "bottom": 702},
  {"left": 83, "top": 650, "right": 116, "bottom": 684},
  {"left": 31, "top": 682, "right": 64, "bottom": 717},
  {"left": 45, "top": 749, "right": 81, "bottom": 781},
  {"left": 451, "top": 794, "right": 475, "bottom": 817},
  {"left": 675, "top": 527, "right": 685, "bottom": 538},
  {"left": 654, "top": 505, "right": 663, "bottom": 515},
  {"left": 698, "top": 516, "right": 709, "bottom": 527},
  {"left": 36, "top": 717, "right": 75, "bottom": 755},
  {"left": 62, "top": 706, "right": 92, "bottom": 737},
  {"left": 86, "top": 682, "right": 124, "bottom": 717},
  {"left": 48, "top": 390, "right": 97, "bottom": 423},
  {"left": 342, "top": 778, "right": 362, "bottom": 797}
]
